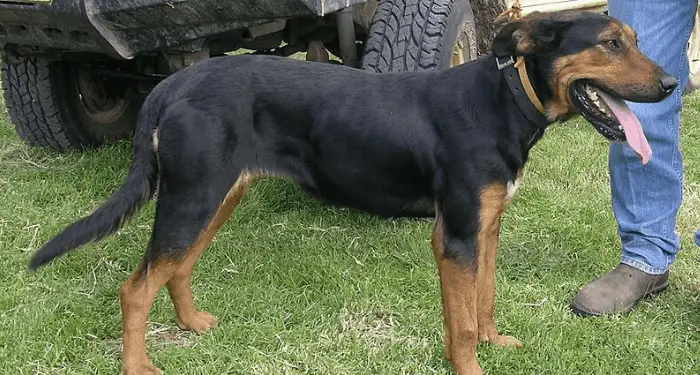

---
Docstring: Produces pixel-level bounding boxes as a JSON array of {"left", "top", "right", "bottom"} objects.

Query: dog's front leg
[
  {"left": 476, "top": 183, "right": 521, "bottom": 347},
  {"left": 431, "top": 214, "right": 482, "bottom": 375}
]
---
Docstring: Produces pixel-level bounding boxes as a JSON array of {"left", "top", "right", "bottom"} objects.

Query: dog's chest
[{"left": 505, "top": 169, "right": 524, "bottom": 201}]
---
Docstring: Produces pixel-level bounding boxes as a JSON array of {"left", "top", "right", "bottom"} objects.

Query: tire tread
[
  {"left": 362, "top": 0, "right": 458, "bottom": 72},
  {"left": 1, "top": 52, "right": 81, "bottom": 152}
]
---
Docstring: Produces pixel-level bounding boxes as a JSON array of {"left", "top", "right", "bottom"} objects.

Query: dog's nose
[{"left": 660, "top": 74, "right": 678, "bottom": 93}]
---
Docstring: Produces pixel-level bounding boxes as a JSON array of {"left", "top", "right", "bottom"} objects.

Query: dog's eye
[{"left": 604, "top": 39, "right": 620, "bottom": 49}]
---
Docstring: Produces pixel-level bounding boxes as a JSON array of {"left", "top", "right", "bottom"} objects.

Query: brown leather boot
[{"left": 571, "top": 263, "right": 669, "bottom": 316}]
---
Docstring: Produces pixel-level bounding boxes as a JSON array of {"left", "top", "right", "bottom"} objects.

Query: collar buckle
[
  {"left": 496, "top": 55, "right": 515, "bottom": 70},
  {"left": 497, "top": 55, "right": 551, "bottom": 130}
]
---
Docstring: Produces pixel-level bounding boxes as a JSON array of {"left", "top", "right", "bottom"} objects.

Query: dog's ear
[{"left": 492, "top": 13, "right": 562, "bottom": 57}]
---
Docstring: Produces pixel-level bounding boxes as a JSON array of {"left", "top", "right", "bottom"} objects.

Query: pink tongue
[{"left": 597, "top": 90, "right": 652, "bottom": 165}]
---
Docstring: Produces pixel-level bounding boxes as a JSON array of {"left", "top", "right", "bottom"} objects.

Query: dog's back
[{"left": 148, "top": 54, "right": 462, "bottom": 216}]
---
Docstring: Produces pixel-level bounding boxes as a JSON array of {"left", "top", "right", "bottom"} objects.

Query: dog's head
[{"left": 492, "top": 10, "right": 676, "bottom": 163}]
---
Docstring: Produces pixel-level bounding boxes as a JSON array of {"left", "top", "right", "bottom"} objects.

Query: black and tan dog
[{"left": 28, "top": 10, "right": 677, "bottom": 375}]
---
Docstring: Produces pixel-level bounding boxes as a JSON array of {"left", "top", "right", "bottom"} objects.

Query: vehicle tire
[
  {"left": 685, "top": 9, "right": 700, "bottom": 94},
  {"left": 1, "top": 51, "right": 140, "bottom": 152},
  {"left": 361, "top": 0, "right": 478, "bottom": 73}
]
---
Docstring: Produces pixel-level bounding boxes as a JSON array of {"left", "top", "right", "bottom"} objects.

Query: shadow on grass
[{"left": 245, "top": 177, "right": 434, "bottom": 228}]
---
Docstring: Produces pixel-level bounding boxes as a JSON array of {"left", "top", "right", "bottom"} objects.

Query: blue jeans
[{"left": 607, "top": 0, "right": 697, "bottom": 274}]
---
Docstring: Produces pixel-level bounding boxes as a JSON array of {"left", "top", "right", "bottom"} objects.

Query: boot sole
[{"left": 570, "top": 280, "right": 669, "bottom": 317}]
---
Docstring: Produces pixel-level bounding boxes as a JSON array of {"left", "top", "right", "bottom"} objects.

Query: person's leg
[
  {"left": 571, "top": 0, "right": 697, "bottom": 316},
  {"left": 610, "top": 0, "right": 695, "bottom": 275}
]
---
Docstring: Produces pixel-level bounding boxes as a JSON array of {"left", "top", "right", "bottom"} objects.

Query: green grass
[{"left": 1, "top": 90, "right": 700, "bottom": 375}]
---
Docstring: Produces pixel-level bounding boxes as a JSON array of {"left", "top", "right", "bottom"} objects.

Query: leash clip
[{"left": 496, "top": 56, "right": 515, "bottom": 70}]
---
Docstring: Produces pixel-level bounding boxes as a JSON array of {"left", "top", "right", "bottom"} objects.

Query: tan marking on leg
[
  {"left": 432, "top": 214, "right": 483, "bottom": 375},
  {"left": 120, "top": 260, "right": 177, "bottom": 375},
  {"left": 119, "top": 171, "right": 260, "bottom": 375},
  {"left": 476, "top": 184, "right": 521, "bottom": 348},
  {"left": 432, "top": 215, "right": 451, "bottom": 361},
  {"left": 168, "top": 171, "right": 258, "bottom": 332}
]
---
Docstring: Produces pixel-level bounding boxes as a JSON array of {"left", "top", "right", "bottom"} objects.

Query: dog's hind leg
[
  {"left": 119, "top": 260, "right": 175, "bottom": 375},
  {"left": 166, "top": 172, "right": 255, "bottom": 332},
  {"left": 118, "top": 171, "right": 257, "bottom": 375},
  {"left": 475, "top": 184, "right": 520, "bottom": 348}
]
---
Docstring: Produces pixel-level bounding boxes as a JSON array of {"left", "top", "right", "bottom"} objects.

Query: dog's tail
[{"left": 29, "top": 98, "right": 162, "bottom": 271}]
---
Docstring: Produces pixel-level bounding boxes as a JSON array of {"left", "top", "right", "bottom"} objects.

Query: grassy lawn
[{"left": 1, "top": 85, "right": 699, "bottom": 375}]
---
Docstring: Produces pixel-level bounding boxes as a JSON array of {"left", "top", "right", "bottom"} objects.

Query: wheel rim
[
  {"left": 76, "top": 67, "right": 130, "bottom": 124},
  {"left": 452, "top": 39, "right": 467, "bottom": 66},
  {"left": 688, "top": 9, "right": 700, "bottom": 78},
  {"left": 451, "top": 21, "right": 476, "bottom": 67}
]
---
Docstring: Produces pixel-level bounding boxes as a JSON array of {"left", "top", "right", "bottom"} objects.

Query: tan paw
[
  {"left": 122, "top": 361, "right": 161, "bottom": 375},
  {"left": 451, "top": 358, "right": 483, "bottom": 375},
  {"left": 176, "top": 310, "right": 218, "bottom": 333},
  {"left": 481, "top": 333, "right": 521, "bottom": 348}
]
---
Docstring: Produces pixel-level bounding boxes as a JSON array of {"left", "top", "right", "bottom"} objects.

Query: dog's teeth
[{"left": 586, "top": 87, "right": 602, "bottom": 109}]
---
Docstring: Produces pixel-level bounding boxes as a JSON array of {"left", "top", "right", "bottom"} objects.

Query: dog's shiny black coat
[
  {"left": 42, "top": 55, "right": 544, "bottom": 266},
  {"left": 29, "top": 10, "right": 670, "bottom": 269},
  {"left": 33, "top": 54, "right": 548, "bottom": 266}
]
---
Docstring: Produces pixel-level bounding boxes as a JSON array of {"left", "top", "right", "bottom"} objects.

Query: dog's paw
[
  {"left": 478, "top": 324, "right": 521, "bottom": 348},
  {"left": 482, "top": 334, "right": 521, "bottom": 348},
  {"left": 451, "top": 358, "right": 483, "bottom": 375},
  {"left": 176, "top": 310, "right": 218, "bottom": 333},
  {"left": 122, "top": 361, "right": 161, "bottom": 375}
]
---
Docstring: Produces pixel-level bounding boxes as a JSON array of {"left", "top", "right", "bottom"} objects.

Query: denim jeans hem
[{"left": 620, "top": 256, "right": 668, "bottom": 275}]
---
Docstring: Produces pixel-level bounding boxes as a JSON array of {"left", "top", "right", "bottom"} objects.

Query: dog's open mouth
[{"left": 570, "top": 81, "right": 652, "bottom": 164}]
